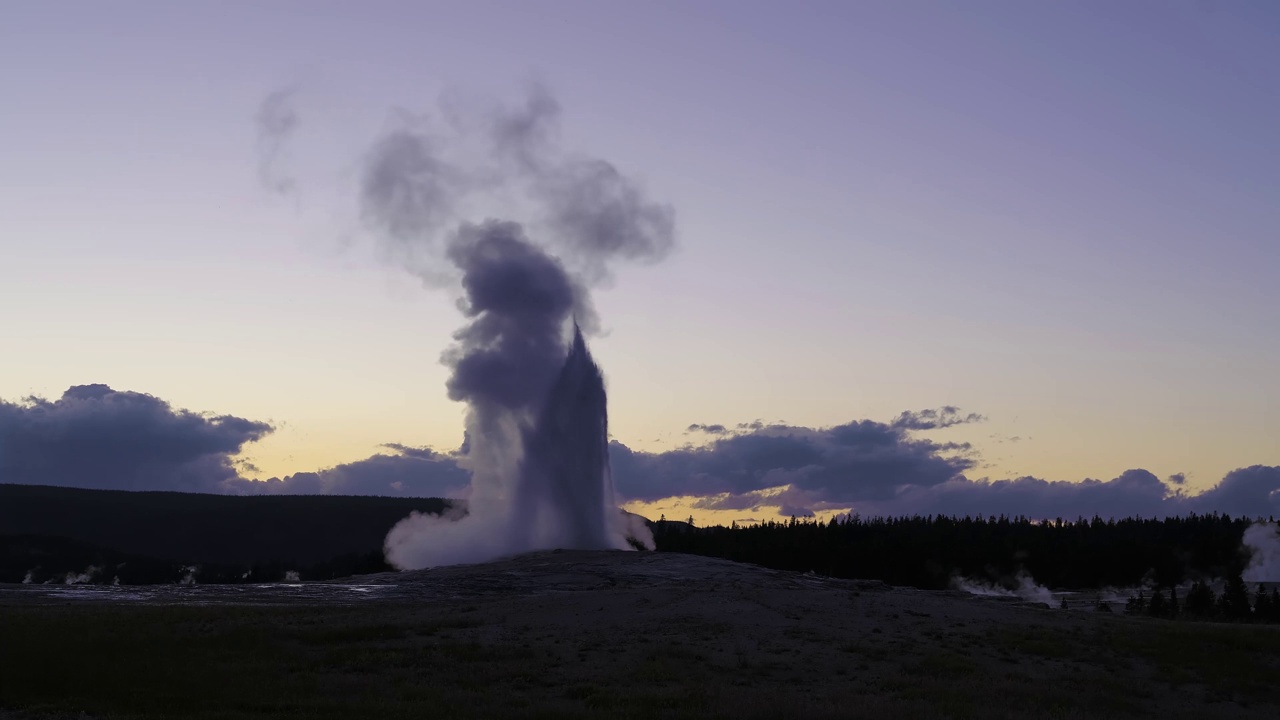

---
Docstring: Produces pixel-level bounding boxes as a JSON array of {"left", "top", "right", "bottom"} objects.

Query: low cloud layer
[
  {"left": 3, "top": 386, "right": 1278, "bottom": 521},
  {"left": 0, "top": 385, "right": 271, "bottom": 493},
  {"left": 244, "top": 444, "right": 470, "bottom": 498},
  {"left": 612, "top": 413, "right": 983, "bottom": 512},
  {"left": 861, "top": 470, "right": 1181, "bottom": 520}
]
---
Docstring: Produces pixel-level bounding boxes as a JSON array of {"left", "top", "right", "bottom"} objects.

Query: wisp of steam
[
  {"left": 1243, "top": 522, "right": 1280, "bottom": 583},
  {"left": 951, "top": 571, "right": 1056, "bottom": 606},
  {"left": 259, "top": 86, "right": 673, "bottom": 569}
]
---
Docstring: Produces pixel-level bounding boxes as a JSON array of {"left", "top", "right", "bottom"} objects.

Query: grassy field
[
  {"left": 3, "top": 600, "right": 1279, "bottom": 719},
  {"left": 3, "top": 552, "right": 1279, "bottom": 719}
]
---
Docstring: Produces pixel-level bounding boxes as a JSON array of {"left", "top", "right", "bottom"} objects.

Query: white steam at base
[{"left": 952, "top": 571, "right": 1055, "bottom": 606}]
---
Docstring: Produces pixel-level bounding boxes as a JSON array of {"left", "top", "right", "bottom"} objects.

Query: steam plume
[
  {"left": 952, "top": 571, "right": 1055, "bottom": 606},
  {"left": 255, "top": 88, "right": 300, "bottom": 196},
  {"left": 1243, "top": 522, "right": 1280, "bottom": 583},
  {"left": 331, "top": 85, "right": 672, "bottom": 568}
]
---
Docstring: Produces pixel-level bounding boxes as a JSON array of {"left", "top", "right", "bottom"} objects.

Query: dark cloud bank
[{"left": 3, "top": 385, "right": 1277, "bottom": 520}]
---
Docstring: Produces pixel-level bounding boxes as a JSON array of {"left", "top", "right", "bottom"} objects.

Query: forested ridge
[
  {"left": 4, "top": 484, "right": 1278, "bottom": 607},
  {"left": 652, "top": 513, "right": 1275, "bottom": 590},
  {"left": 0, "top": 484, "right": 448, "bottom": 583}
]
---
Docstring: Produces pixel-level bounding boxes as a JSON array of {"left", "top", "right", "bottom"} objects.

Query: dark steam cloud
[
  {"left": 357, "top": 84, "right": 674, "bottom": 285},
  {"left": 0, "top": 385, "right": 271, "bottom": 492},
  {"left": 487, "top": 84, "right": 561, "bottom": 170},
  {"left": 537, "top": 157, "right": 676, "bottom": 280},
  {"left": 443, "top": 221, "right": 586, "bottom": 412},
  {"left": 360, "top": 119, "right": 463, "bottom": 243}
]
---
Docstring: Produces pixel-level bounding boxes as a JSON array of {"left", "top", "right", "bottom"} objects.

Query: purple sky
[{"left": 2, "top": 1, "right": 1278, "bottom": 521}]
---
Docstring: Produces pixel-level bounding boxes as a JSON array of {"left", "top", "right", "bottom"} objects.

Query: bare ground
[{"left": 2, "top": 550, "right": 1278, "bottom": 719}]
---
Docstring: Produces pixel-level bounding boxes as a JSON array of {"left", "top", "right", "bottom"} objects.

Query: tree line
[
  {"left": 653, "top": 513, "right": 1273, "bottom": 593},
  {"left": 1122, "top": 578, "right": 1280, "bottom": 623}
]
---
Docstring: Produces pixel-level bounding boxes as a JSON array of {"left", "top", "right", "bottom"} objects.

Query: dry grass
[{"left": 2, "top": 552, "right": 1279, "bottom": 719}]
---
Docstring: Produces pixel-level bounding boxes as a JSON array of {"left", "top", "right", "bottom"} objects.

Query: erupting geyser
[
  {"left": 516, "top": 322, "right": 617, "bottom": 552},
  {"left": 382, "top": 224, "right": 649, "bottom": 568},
  {"left": 342, "top": 87, "right": 672, "bottom": 569}
]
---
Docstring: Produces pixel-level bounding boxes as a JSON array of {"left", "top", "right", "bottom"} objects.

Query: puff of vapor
[
  {"left": 63, "top": 565, "right": 101, "bottom": 585},
  {"left": 255, "top": 88, "right": 300, "bottom": 195},
  {"left": 486, "top": 87, "right": 674, "bottom": 281},
  {"left": 952, "top": 571, "right": 1055, "bottom": 606},
  {"left": 1242, "top": 522, "right": 1280, "bottom": 582},
  {"left": 358, "top": 85, "right": 674, "bottom": 282},
  {"left": 361, "top": 122, "right": 465, "bottom": 245}
]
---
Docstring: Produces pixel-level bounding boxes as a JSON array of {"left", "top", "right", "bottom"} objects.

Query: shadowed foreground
[{"left": 2, "top": 551, "right": 1279, "bottom": 719}]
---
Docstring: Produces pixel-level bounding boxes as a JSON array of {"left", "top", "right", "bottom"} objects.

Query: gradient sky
[{"left": 3, "top": 1, "right": 1279, "bottom": 520}]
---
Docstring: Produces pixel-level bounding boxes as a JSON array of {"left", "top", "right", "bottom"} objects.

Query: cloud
[
  {"left": 6, "top": 387, "right": 1279, "bottom": 522},
  {"left": 240, "top": 444, "right": 470, "bottom": 497},
  {"left": 1186, "top": 465, "right": 1280, "bottom": 518},
  {"left": 610, "top": 410, "right": 1280, "bottom": 521},
  {"left": 892, "top": 406, "right": 986, "bottom": 430},
  {"left": 860, "top": 469, "right": 1178, "bottom": 520},
  {"left": 0, "top": 385, "right": 271, "bottom": 492},
  {"left": 612, "top": 412, "right": 978, "bottom": 506},
  {"left": 687, "top": 423, "right": 729, "bottom": 435}
]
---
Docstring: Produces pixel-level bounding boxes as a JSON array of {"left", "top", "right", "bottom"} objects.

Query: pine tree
[
  {"left": 1126, "top": 589, "right": 1147, "bottom": 615},
  {"left": 1185, "top": 581, "right": 1215, "bottom": 618},
  {"left": 1148, "top": 588, "right": 1167, "bottom": 618},
  {"left": 1168, "top": 586, "right": 1179, "bottom": 618},
  {"left": 1253, "top": 584, "right": 1272, "bottom": 620},
  {"left": 1220, "top": 575, "right": 1251, "bottom": 621}
]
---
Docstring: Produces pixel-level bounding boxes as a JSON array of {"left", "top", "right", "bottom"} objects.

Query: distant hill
[
  {"left": 0, "top": 484, "right": 450, "bottom": 572},
  {"left": 0, "top": 484, "right": 666, "bottom": 585}
]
